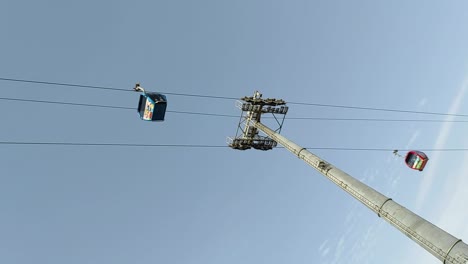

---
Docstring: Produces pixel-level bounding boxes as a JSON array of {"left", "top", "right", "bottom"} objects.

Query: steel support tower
[{"left": 228, "top": 91, "right": 468, "bottom": 264}]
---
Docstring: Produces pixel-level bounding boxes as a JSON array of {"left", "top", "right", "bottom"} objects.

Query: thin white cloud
[
  {"left": 319, "top": 239, "right": 329, "bottom": 251},
  {"left": 405, "top": 130, "right": 420, "bottom": 148},
  {"left": 319, "top": 239, "right": 331, "bottom": 257},
  {"left": 322, "top": 246, "right": 331, "bottom": 257},
  {"left": 415, "top": 79, "right": 468, "bottom": 210},
  {"left": 418, "top": 98, "right": 428, "bottom": 108},
  {"left": 330, "top": 235, "right": 346, "bottom": 264},
  {"left": 323, "top": 201, "right": 384, "bottom": 264},
  {"left": 391, "top": 175, "right": 400, "bottom": 189}
]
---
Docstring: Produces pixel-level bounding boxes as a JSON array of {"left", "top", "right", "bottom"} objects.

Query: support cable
[
  {"left": 2, "top": 97, "right": 468, "bottom": 123},
  {"left": 1, "top": 141, "right": 468, "bottom": 152},
  {"left": 2, "top": 77, "right": 468, "bottom": 118}
]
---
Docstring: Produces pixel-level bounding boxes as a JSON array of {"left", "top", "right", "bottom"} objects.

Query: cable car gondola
[
  {"left": 404, "top": 150, "right": 429, "bottom": 171},
  {"left": 393, "top": 150, "right": 429, "bottom": 171},
  {"left": 134, "top": 83, "right": 167, "bottom": 122}
]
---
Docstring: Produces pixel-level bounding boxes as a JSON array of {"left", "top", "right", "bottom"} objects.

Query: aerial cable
[
  {"left": 3, "top": 96, "right": 468, "bottom": 123},
  {"left": 0, "top": 141, "right": 226, "bottom": 148},
  {"left": 2, "top": 76, "right": 468, "bottom": 118},
  {"left": 0, "top": 97, "right": 134, "bottom": 110},
  {"left": 287, "top": 101, "right": 468, "bottom": 118},
  {"left": 0, "top": 77, "right": 236, "bottom": 100},
  {"left": 0, "top": 97, "right": 238, "bottom": 118},
  {"left": 281, "top": 117, "right": 468, "bottom": 122},
  {"left": 1, "top": 141, "right": 468, "bottom": 152},
  {"left": 0, "top": 77, "right": 131, "bottom": 92}
]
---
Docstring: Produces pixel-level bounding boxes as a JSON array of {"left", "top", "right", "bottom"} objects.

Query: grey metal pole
[{"left": 254, "top": 121, "right": 468, "bottom": 264}]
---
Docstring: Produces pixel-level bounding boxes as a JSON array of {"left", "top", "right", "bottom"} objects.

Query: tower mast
[{"left": 228, "top": 91, "right": 468, "bottom": 264}]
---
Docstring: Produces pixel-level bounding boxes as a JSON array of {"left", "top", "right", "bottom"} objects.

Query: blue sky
[{"left": 1, "top": 1, "right": 468, "bottom": 263}]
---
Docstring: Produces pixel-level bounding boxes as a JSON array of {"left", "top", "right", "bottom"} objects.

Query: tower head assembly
[{"left": 227, "top": 91, "right": 288, "bottom": 150}]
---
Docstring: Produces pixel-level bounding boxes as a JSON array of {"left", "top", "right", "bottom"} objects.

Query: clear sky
[{"left": 1, "top": 1, "right": 468, "bottom": 264}]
